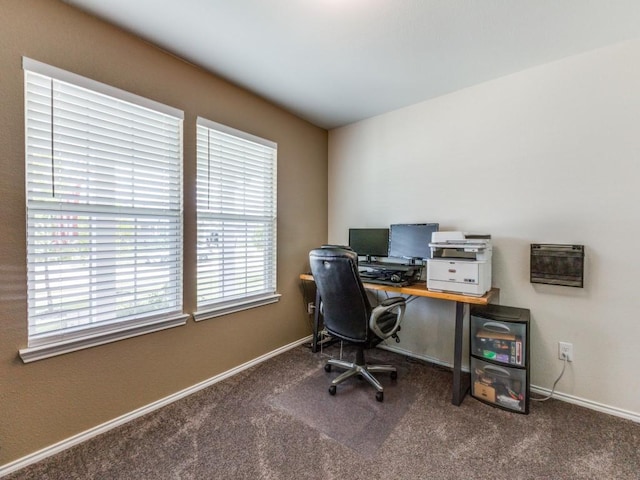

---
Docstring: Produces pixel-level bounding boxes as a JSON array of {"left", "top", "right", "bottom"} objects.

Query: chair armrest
[
  {"left": 369, "top": 297, "right": 406, "bottom": 340},
  {"left": 379, "top": 297, "right": 405, "bottom": 308}
]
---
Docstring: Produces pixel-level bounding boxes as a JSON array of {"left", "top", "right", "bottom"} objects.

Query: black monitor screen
[
  {"left": 388, "top": 223, "right": 439, "bottom": 261},
  {"left": 348, "top": 228, "right": 389, "bottom": 258}
]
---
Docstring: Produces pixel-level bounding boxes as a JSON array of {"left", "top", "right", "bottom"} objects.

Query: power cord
[{"left": 531, "top": 355, "right": 568, "bottom": 402}]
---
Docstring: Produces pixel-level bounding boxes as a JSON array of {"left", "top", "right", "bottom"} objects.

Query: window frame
[
  {"left": 193, "top": 117, "right": 279, "bottom": 322},
  {"left": 20, "top": 58, "right": 188, "bottom": 363}
]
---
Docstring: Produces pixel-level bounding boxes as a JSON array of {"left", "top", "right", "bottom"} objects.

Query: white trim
[
  {"left": 378, "top": 343, "right": 455, "bottom": 370},
  {"left": 530, "top": 386, "right": 640, "bottom": 423},
  {"left": 193, "top": 293, "right": 282, "bottom": 322},
  {"left": 196, "top": 116, "right": 276, "bottom": 148},
  {"left": 23, "top": 57, "right": 184, "bottom": 119},
  {"left": 1, "top": 336, "right": 312, "bottom": 478},
  {"left": 19, "top": 315, "right": 190, "bottom": 363}
]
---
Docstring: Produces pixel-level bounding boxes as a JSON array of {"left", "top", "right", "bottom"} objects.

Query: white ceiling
[{"left": 63, "top": 0, "right": 640, "bottom": 129}]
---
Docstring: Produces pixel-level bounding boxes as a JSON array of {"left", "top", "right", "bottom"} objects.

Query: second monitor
[{"left": 388, "top": 223, "right": 439, "bottom": 264}]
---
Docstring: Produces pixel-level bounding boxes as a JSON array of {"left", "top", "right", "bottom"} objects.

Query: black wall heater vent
[{"left": 530, "top": 244, "right": 584, "bottom": 288}]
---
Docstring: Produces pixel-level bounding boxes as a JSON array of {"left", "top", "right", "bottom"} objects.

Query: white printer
[{"left": 427, "top": 232, "right": 492, "bottom": 297}]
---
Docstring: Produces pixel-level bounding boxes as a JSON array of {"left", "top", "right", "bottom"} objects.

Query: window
[
  {"left": 194, "top": 117, "right": 279, "bottom": 320},
  {"left": 21, "top": 58, "right": 187, "bottom": 362}
]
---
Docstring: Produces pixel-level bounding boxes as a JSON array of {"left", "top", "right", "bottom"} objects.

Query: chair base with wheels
[{"left": 325, "top": 346, "right": 398, "bottom": 402}]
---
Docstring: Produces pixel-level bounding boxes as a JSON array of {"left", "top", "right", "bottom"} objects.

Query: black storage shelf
[{"left": 470, "top": 304, "right": 530, "bottom": 414}]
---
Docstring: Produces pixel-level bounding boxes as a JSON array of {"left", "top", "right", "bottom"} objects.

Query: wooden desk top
[{"left": 299, "top": 273, "right": 498, "bottom": 305}]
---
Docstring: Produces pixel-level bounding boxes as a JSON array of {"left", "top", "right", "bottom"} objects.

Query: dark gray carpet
[{"left": 5, "top": 344, "right": 640, "bottom": 480}]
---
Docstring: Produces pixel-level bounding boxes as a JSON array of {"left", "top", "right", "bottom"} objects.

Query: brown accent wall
[{"left": 0, "top": 0, "right": 328, "bottom": 465}]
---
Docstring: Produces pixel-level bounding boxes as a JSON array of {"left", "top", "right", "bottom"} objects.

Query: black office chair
[{"left": 309, "top": 247, "right": 406, "bottom": 402}]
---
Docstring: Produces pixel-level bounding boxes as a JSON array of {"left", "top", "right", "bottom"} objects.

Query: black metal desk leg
[
  {"left": 311, "top": 289, "right": 322, "bottom": 353},
  {"left": 452, "top": 301, "right": 470, "bottom": 406}
]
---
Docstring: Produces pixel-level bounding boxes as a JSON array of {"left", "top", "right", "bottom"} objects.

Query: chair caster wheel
[
  {"left": 324, "top": 363, "right": 331, "bottom": 372},
  {"left": 329, "top": 385, "right": 337, "bottom": 396},
  {"left": 376, "top": 391, "right": 384, "bottom": 402},
  {"left": 390, "top": 371, "right": 398, "bottom": 380}
]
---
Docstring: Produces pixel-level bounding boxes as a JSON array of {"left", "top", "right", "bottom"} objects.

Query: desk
[{"left": 299, "top": 273, "right": 499, "bottom": 406}]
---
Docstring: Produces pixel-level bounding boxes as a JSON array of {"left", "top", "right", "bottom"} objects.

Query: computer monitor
[
  {"left": 348, "top": 228, "right": 389, "bottom": 262},
  {"left": 388, "top": 223, "right": 439, "bottom": 263}
]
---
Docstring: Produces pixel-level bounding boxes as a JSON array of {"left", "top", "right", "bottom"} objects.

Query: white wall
[{"left": 328, "top": 38, "right": 640, "bottom": 418}]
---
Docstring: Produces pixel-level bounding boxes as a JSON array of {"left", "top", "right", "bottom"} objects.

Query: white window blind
[
  {"left": 22, "top": 58, "right": 186, "bottom": 360},
  {"left": 195, "top": 117, "right": 278, "bottom": 320}
]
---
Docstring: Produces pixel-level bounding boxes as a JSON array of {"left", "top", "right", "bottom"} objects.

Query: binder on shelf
[{"left": 474, "top": 330, "right": 523, "bottom": 366}]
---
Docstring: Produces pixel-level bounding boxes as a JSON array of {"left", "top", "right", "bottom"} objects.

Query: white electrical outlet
[
  {"left": 558, "top": 341, "right": 573, "bottom": 362},
  {"left": 307, "top": 302, "right": 315, "bottom": 315}
]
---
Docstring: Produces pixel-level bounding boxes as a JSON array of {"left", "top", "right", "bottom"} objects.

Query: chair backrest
[{"left": 309, "top": 247, "right": 372, "bottom": 344}]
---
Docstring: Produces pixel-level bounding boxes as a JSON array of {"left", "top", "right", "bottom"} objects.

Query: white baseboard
[
  {"left": 0, "top": 336, "right": 312, "bottom": 478},
  {"left": 379, "top": 343, "right": 454, "bottom": 370},
  {"left": 530, "top": 386, "right": 640, "bottom": 423},
  {"left": 379, "top": 343, "right": 640, "bottom": 424}
]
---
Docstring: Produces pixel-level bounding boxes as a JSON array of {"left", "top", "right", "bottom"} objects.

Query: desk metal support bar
[
  {"left": 451, "top": 301, "right": 469, "bottom": 406},
  {"left": 312, "top": 289, "right": 322, "bottom": 353}
]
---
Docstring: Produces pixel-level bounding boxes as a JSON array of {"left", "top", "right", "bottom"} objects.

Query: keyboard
[
  {"left": 359, "top": 272, "right": 381, "bottom": 279},
  {"left": 364, "top": 277, "right": 411, "bottom": 287}
]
